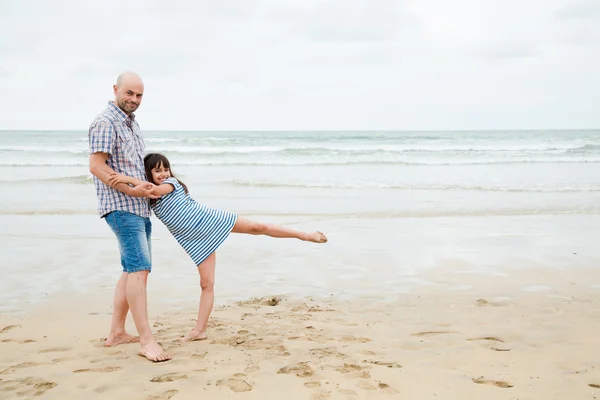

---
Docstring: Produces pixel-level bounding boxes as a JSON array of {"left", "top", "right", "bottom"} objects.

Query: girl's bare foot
[
  {"left": 181, "top": 329, "right": 208, "bottom": 342},
  {"left": 138, "top": 340, "right": 171, "bottom": 362},
  {"left": 105, "top": 332, "right": 140, "bottom": 347},
  {"left": 306, "top": 231, "right": 327, "bottom": 243}
]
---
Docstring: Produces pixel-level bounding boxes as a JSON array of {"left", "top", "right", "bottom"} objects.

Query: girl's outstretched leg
[
  {"left": 231, "top": 216, "right": 327, "bottom": 243},
  {"left": 182, "top": 252, "right": 216, "bottom": 342}
]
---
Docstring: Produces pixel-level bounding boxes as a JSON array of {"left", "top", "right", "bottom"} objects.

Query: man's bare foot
[
  {"left": 105, "top": 332, "right": 140, "bottom": 347},
  {"left": 180, "top": 329, "right": 207, "bottom": 342},
  {"left": 305, "top": 231, "right": 327, "bottom": 243},
  {"left": 138, "top": 341, "right": 171, "bottom": 362}
]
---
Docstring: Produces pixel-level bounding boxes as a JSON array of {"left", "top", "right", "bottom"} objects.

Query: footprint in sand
[
  {"left": 377, "top": 382, "right": 399, "bottom": 394},
  {"left": 472, "top": 377, "right": 513, "bottom": 388},
  {"left": 191, "top": 351, "right": 208, "bottom": 359},
  {"left": 476, "top": 298, "right": 506, "bottom": 307},
  {"left": 335, "top": 364, "right": 371, "bottom": 379},
  {"left": 150, "top": 373, "right": 188, "bottom": 383},
  {"left": 338, "top": 388, "right": 358, "bottom": 396},
  {"left": 467, "top": 337, "right": 504, "bottom": 343},
  {"left": 277, "top": 362, "right": 315, "bottom": 378},
  {"left": 467, "top": 337, "right": 511, "bottom": 351},
  {"left": 363, "top": 360, "right": 402, "bottom": 368},
  {"left": 310, "top": 389, "right": 331, "bottom": 399},
  {"left": 0, "top": 362, "right": 43, "bottom": 375},
  {"left": 38, "top": 347, "right": 71, "bottom": 354},
  {"left": 1, "top": 338, "right": 36, "bottom": 344},
  {"left": 244, "top": 363, "right": 260, "bottom": 374},
  {"left": 2, "top": 338, "right": 37, "bottom": 344},
  {"left": 73, "top": 367, "right": 122, "bottom": 373},
  {"left": 305, "top": 381, "right": 322, "bottom": 388},
  {"left": 310, "top": 347, "right": 348, "bottom": 359},
  {"left": 216, "top": 373, "right": 253, "bottom": 392},
  {"left": 0, "top": 377, "right": 57, "bottom": 397},
  {"left": 237, "top": 296, "right": 283, "bottom": 308},
  {"left": 288, "top": 334, "right": 330, "bottom": 343},
  {"left": 307, "top": 306, "right": 335, "bottom": 313},
  {"left": 358, "top": 381, "right": 377, "bottom": 391},
  {"left": 0, "top": 325, "right": 20, "bottom": 334},
  {"left": 340, "top": 336, "right": 371, "bottom": 343},
  {"left": 147, "top": 389, "right": 179, "bottom": 400},
  {"left": 51, "top": 357, "right": 76, "bottom": 363},
  {"left": 412, "top": 331, "right": 453, "bottom": 337}
]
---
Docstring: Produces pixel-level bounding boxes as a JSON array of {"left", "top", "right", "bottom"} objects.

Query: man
[{"left": 88, "top": 72, "right": 170, "bottom": 362}]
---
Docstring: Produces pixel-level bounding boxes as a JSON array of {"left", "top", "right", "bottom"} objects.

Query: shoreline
[{"left": 2, "top": 213, "right": 599, "bottom": 316}]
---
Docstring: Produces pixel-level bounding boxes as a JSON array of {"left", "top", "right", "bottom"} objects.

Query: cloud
[
  {"left": 0, "top": 0, "right": 599, "bottom": 130},
  {"left": 556, "top": 0, "right": 600, "bottom": 19},
  {"left": 264, "top": 0, "right": 417, "bottom": 43},
  {"left": 471, "top": 41, "right": 539, "bottom": 60}
]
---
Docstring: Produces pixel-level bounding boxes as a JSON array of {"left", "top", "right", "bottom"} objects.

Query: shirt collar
[{"left": 107, "top": 101, "right": 135, "bottom": 124}]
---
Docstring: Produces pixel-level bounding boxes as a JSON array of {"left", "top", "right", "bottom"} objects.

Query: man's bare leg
[
  {"left": 105, "top": 272, "right": 139, "bottom": 346},
  {"left": 126, "top": 271, "right": 171, "bottom": 362},
  {"left": 181, "top": 252, "right": 216, "bottom": 342},
  {"left": 231, "top": 217, "right": 327, "bottom": 243}
]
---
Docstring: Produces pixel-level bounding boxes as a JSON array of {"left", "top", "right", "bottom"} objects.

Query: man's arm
[
  {"left": 107, "top": 171, "right": 150, "bottom": 188},
  {"left": 89, "top": 152, "right": 155, "bottom": 198}
]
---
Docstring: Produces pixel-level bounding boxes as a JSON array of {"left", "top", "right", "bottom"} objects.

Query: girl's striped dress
[{"left": 151, "top": 177, "right": 237, "bottom": 265}]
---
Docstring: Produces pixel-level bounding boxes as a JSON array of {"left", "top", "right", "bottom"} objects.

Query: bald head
[
  {"left": 113, "top": 71, "right": 144, "bottom": 115},
  {"left": 116, "top": 71, "right": 143, "bottom": 89}
]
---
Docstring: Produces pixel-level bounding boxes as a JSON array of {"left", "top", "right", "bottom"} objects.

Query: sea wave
[
  {"left": 1, "top": 175, "right": 94, "bottom": 184},
  {"left": 1, "top": 142, "right": 599, "bottom": 155},
  {"left": 228, "top": 180, "right": 600, "bottom": 193},
  {"left": 3, "top": 174, "right": 598, "bottom": 194},
  {"left": 1, "top": 158, "right": 599, "bottom": 167},
  {"left": 1, "top": 208, "right": 598, "bottom": 217}
]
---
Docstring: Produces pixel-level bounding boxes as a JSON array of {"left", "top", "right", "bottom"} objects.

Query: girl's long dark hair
[{"left": 143, "top": 153, "right": 189, "bottom": 194}]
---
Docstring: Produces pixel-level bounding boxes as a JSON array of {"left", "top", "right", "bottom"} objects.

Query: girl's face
[{"left": 150, "top": 162, "right": 171, "bottom": 185}]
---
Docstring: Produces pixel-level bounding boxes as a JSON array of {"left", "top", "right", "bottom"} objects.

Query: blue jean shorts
[{"left": 104, "top": 210, "right": 152, "bottom": 273}]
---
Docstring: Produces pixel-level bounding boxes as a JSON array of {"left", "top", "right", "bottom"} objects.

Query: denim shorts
[{"left": 104, "top": 210, "right": 152, "bottom": 273}]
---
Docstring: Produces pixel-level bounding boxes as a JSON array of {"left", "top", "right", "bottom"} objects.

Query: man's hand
[
  {"left": 107, "top": 172, "right": 130, "bottom": 188},
  {"left": 130, "top": 183, "right": 161, "bottom": 199}
]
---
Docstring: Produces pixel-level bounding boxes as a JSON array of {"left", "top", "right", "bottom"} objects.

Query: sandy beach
[{"left": 2, "top": 265, "right": 600, "bottom": 400}]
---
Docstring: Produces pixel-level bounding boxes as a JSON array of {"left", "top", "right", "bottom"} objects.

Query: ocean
[{"left": 1, "top": 130, "right": 599, "bottom": 314}]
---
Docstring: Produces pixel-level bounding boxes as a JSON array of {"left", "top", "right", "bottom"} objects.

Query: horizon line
[{"left": 0, "top": 128, "right": 599, "bottom": 133}]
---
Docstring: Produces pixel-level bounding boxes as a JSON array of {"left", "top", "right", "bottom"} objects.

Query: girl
[{"left": 107, "top": 153, "right": 327, "bottom": 342}]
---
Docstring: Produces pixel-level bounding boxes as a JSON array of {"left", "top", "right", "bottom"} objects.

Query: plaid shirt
[{"left": 88, "top": 101, "right": 151, "bottom": 218}]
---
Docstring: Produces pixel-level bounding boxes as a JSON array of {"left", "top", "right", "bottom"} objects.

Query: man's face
[{"left": 113, "top": 80, "right": 143, "bottom": 114}]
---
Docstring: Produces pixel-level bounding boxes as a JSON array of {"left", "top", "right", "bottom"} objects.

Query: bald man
[{"left": 88, "top": 72, "right": 170, "bottom": 362}]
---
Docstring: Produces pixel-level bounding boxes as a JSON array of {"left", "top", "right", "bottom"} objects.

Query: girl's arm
[{"left": 151, "top": 182, "right": 175, "bottom": 196}]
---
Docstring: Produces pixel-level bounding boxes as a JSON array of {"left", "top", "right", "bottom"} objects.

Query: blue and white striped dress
[{"left": 151, "top": 177, "right": 238, "bottom": 265}]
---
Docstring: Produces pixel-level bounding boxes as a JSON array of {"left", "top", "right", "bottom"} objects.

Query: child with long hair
[{"left": 107, "top": 153, "right": 327, "bottom": 341}]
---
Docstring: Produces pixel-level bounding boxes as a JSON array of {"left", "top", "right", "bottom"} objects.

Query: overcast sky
[{"left": 1, "top": 0, "right": 599, "bottom": 130}]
